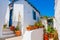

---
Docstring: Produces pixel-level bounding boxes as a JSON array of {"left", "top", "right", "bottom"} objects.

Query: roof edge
[{"left": 25, "top": 0, "right": 40, "bottom": 15}]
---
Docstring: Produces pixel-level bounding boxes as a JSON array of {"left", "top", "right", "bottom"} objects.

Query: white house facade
[
  {"left": 6, "top": 0, "right": 40, "bottom": 35},
  {"left": 0, "top": 0, "right": 40, "bottom": 38}
]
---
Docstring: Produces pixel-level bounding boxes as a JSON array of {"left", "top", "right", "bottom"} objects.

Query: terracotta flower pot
[
  {"left": 44, "top": 33, "right": 48, "bottom": 40},
  {"left": 26, "top": 25, "right": 34, "bottom": 31},
  {"left": 26, "top": 27, "right": 33, "bottom": 31},
  {"left": 33, "top": 26, "right": 39, "bottom": 29},
  {"left": 15, "top": 30, "right": 21, "bottom": 36},
  {"left": 39, "top": 26, "right": 44, "bottom": 28},
  {"left": 54, "top": 31, "right": 59, "bottom": 40},
  {"left": 48, "top": 33, "right": 54, "bottom": 38},
  {"left": 10, "top": 26, "right": 15, "bottom": 31}
]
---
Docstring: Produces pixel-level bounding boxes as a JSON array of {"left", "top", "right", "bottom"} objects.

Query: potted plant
[
  {"left": 44, "top": 32, "right": 48, "bottom": 40},
  {"left": 41, "top": 16, "right": 48, "bottom": 19},
  {"left": 47, "top": 25, "right": 55, "bottom": 39},
  {"left": 26, "top": 25, "right": 34, "bottom": 31},
  {"left": 54, "top": 30, "right": 59, "bottom": 40},
  {"left": 14, "top": 13, "right": 21, "bottom": 36},
  {"left": 36, "top": 21, "right": 44, "bottom": 28},
  {"left": 34, "top": 22, "right": 39, "bottom": 29},
  {"left": 3, "top": 24, "right": 7, "bottom": 29},
  {"left": 10, "top": 26, "right": 15, "bottom": 31},
  {"left": 15, "top": 25, "right": 21, "bottom": 36}
]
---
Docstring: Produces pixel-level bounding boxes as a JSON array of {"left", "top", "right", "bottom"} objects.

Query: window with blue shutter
[{"left": 33, "top": 10, "right": 36, "bottom": 20}]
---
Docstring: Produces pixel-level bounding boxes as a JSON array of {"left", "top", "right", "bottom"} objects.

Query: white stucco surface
[
  {"left": 23, "top": 1, "right": 35, "bottom": 34},
  {"left": 54, "top": 0, "right": 60, "bottom": 39},
  {"left": 6, "top": 36, "right": 22, "bottom": 40},
  {"left": 0, "top": 0, "right": 8, "bottom": 38},
  {"left": 13, "top": 4, "right": 24, "bottom": 27},
  {"left": 23, "top": 28, "right": 44, "bottom": 40}
]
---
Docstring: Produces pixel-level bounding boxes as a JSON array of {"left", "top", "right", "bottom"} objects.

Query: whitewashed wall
[
  {"left": 0, "top": 0, "right": 8, "bottom": 38},
  {"left": 5, "top": 0, "right": 24, "bottom": 27},
  {"left": 13, "top": 4, "right": 24, "bottom": 29},
  {"left": 23, "top": 1, "right": 37, "bottom": 34},
  {"left": 12, "top": 2, "right": 35, "bottom": 35},
  {"left": 54, "top": 0, "right": 60, "bottom": 40},
  {"left": 5, "top": 7, "right": 10, "bottom": 27},
  {"left": 5, "top": 3, "right": 24, "bottom": 35}
]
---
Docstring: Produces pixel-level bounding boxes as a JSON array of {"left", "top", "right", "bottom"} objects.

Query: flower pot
[
  {"left": 15, "top": 30, "right": 21, "bottom": 36},
  {"left": 33, "top": 26, "right": 39, "bottom": 29},
  {"left": 44, "top": 33, "right": 48, "bottom": 40},
  {"left": 48, "top": 33, "right": 54, "bottom": 38},
  {"left": 54, "top": 31, "right": 59, "bottom": 40},
  {"left": 39, "top": 26, "right": 44, "bottom": 28},
  {"left": 10, "top": 26, "right": 15, "bottom": 31},
  {"left": 26, "top": 26, "right": 33, "bottom": 31},
  {"left": 26, "top": 25, "right": 34, "bottom": 31}
]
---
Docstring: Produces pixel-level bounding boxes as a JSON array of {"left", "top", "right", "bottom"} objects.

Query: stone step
[
  {"left": 2, "top": 28, "right": 15, "bottom": 38},
  {"left": 5, "top": 36, "right": 22, "bottom": 40},
  {"left": 2, "top": 34, "right": 15, "bottom": 38},
  {"left": 2, "top": 30, "right": 14, "bottom": 35},
  {"left": 3, "top": 28, "right": 10, "bottom": 32},
  {"left": 0, "top": 36, "right": 22, "bottom": 40}
]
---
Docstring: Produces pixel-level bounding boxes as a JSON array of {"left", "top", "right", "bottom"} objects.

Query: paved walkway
[{"left": 0, "top": 36, "right": 22, "bottom": 40}]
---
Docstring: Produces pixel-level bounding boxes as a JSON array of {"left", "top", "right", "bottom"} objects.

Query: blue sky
[
  {"left": 27, "top": 0, "right": 54, "bottom": 17},
  {"left": 9, "top": 0, "right": 54, "bottom": 17}
]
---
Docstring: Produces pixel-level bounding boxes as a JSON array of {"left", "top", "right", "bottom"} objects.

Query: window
[{"left": 33, "top": 10, "right": 36, "bottom": 20}]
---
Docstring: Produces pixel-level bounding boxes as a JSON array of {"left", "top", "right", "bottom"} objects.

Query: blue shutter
[{"left": 33, "top": 11, "right": 36, "bottom": 20}]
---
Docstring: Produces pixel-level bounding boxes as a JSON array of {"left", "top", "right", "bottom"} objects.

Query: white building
[
  {"left": 0, "top": 0, "right": 40, "bottom": 38},
  {"left": 54, "top": 0, "right": 60, "bottom": 40}
]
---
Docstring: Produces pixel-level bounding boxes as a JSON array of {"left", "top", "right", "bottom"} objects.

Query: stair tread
[
  {"left": 2, "top": 34, "right": 15, "bottom": 38},
  {"left": 2, "top": 31, "right": 14, "bottom": 35},
  {"left": 3, "top": 33, "right": 14, "bottom": 35},
  {"left": 2, "top": 28, "right": 14, "bottom": 35},
  {"left": 6, "top": 36, "right": 22, "bottom": 40},
  {"left": 2, "top": 28, "right": 16, "bottom": 38},
  {"left": 3, "top": 29, "right": 10, "bottom": 31}
]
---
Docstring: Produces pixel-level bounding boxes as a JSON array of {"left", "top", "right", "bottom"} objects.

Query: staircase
[
  {"left": 2, "top": 28, "right": 15, "bottom": 38},
  {"left": 1, "top": 28, "right": 22, "bottom": 40}
]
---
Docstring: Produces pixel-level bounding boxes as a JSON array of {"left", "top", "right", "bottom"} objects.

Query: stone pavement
[{"left": 0, "top": 36, "right": 22, "bottom": 40}]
